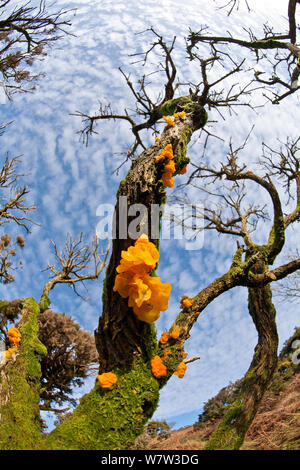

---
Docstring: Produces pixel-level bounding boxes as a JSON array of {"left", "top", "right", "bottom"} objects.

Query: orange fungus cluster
[
  {"left": 155, "top": 144, "right": 175, "bottom": 188},
  {"left": 7, "top": 327, "right": 21, "bottom": 346},
  {"left": 174, "top": 361, "right": 187, "bottom": 379},
  {"left": 151, "top": 355, "right": 167, "bottom": 378},
  {"left": 159, "top": 332, "right": 169, "bottom": 344},
  {"left": 182, "top": 298, "right": 194, "bottom": 309},
  {"left": 173, "top": 111, "right": 186, "bottom": 119},
  {"left": 113, "top": 234, "right": 171, "bottom": 323},
  {"left": 97, "top": 372, "right": 117, "bottom": 389},
  {"left": 162, "top": 111, "right": 186, "bottom": 127},
  {"left": 170, "top": 325, "right": 181, "bottom": 340},
  {"left": 157, "top": 111, "right": 188, "bottom": 186},
  {"left": 162, "top": 115, "right": 175, "bottom": 126},
  {"left": 155, "top": 141, "right": 188, "bottom": 188},
  {"left": 155, "top": 143, "right": 174, "bottom": 164},
  {"left": 5, "top": 348, "right": 17, "bottom": 359}
]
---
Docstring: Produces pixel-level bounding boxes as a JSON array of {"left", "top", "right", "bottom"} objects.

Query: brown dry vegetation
[{"left": 136, "top": 368, "right": 300, "bottom": 450}]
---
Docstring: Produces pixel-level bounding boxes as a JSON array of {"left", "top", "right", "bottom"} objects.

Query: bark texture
[{"left": 205, "top": 257, "right": 279, "bottom": 450}]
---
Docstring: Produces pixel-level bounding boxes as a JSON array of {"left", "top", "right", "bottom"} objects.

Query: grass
[{"left": 135, "top": 367, "right": 300, "bottom": 450}]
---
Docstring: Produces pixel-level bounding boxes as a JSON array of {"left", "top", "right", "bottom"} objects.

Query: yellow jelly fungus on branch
[
  {"left": 162, "top": 115, "right": 175, "bottom": 126},
  {"left": 7, "top": 326, "right": 21, "bottom": 346},
  {"left": 4, "top": 348, "right": 17, "bottom": 360},
  {"left": 151, "top": 355, "right": 167, "bottom": 378},
  {"left": 97, "top": 372, "right": 117, "bottom": 389},
  {"left": 155, "top": 144, "right": 174, "bottom": 164},
  {"left": 174, "top": 361, "right": 187, "bottom": 379},
  {"left": 113, "top": 234, "right": 171, "bottom": 323},
  {"left": 173, "top": 111, "right": 186, "bottom": 119},
  {"left": 115, "top": 233, "right": 159, "bottom": 277},
  {"left": 170, "top": 325, "right": 181, "bottom": 340},
  {"left": 155, "top": 144, "right": 175, "bottom": 189},
  {"left": 182, "top": 298, "right": 194, "bottom": 308},
  {"left": 162, "top": 159, "right": 175, "bottom": 188},
  {"left": 160, "top": 332, "right": 169, "bottom": 344}
]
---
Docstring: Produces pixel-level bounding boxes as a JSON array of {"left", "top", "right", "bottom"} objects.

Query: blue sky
[{"left": 1, "top": 0, "right": 300, "bottom": 431}]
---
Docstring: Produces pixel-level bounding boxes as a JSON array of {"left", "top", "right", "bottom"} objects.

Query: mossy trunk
[
  {"left": 96, "top": 103, "right": 207, "bottom": 373},
  {"left": 205, "top": 262, "right": 279, "bottom": 450},
  {"left": 0, "top": 298, "right": 47, "bottom": 450},
  {"left": 39, "top": 102, "right": 208, "bottom": 450},
  {"left": 0, "top": 102, "right": 208, "bottom": 450},
  {"left": 43, "top": 356, "right": 160, "bottom": 450}
]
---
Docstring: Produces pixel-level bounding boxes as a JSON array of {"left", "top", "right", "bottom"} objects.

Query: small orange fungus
[
  {"left": 97, "top": 372, "right": 117, "bottom": 389},
  {"left": 173, "top": 111, "right": 186, "bottom": 119},
  {"left": 160, "top": 332, "right": 170, "bottom": 344},
  {"left": 155, "top": 144, "right": 174, "bottom": 163},
  {"left": 7, "top": 327, "right": 21, "bottom": 346},
  {"left": 162, "top": 115, "right": 175, "bottom": 126},
  {"left": 155, "top": 144, "right": 175, "bottom": 188},
  {"left": 170, "top": 325, "right": 181, "bottom": 340},
  {"left": 5, "top": 348, "right": 17, "bottom": 359},
  {"left": 182, "top": 298, "right": 194, "bottom": 308},
  {"left": 151, "top": 355, "right": 167, "bottom": 378},
  {"left": 174, "top": 361, "right": 187, "bottom": 378}
]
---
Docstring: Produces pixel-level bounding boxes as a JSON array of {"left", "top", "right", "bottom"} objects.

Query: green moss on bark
[
  {"left": 159, "top": 96, "right": 197, "bottom": 116},
  {"left": 38, "top": 294, "right": 50, "bottom": 313},
  {"left": 0, "top": 297, "right": 47, "bottom": 450},
  {"left": 204, "top": 399, "right": 246, "bottom": 450},
  {"left": 43, "top": 357, "right": 160, "bottom": 450}
]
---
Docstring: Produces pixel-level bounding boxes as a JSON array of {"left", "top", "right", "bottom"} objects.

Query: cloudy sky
[{"left": 1, "top": 0, "right": 299, "bottom": 430}]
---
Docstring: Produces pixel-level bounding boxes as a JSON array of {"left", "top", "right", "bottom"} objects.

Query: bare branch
[
  {"left": 73, "top": 27, "right": 180, "bottom": 156},
  {"left": 0, "top": 0, "right": 73, "bottom": 96},
  {"left": 187, "top": 1, "right": 300, "bottom": 103},
  {"left": 184, "top": 356, "right": 201, "bottom": 364},
  {"left": 213, "top": 0, "right": 251, "bottom": 16},
  {"left": 41, "top": 233, "right": 110, "bottom": 300},
  {"left": 0, "top": 155, "right": 37, "bottom": 232},
  {"left": 247, "top": 258, "right": 300, "bottom": 286},
  {"left": 273, "top": 252, "right": 300, "bottom": 302},
  {"left": 260, "top": 137, "right": 300, "bottom": 227},
  {"left": 0, "top": 233, "right": 25, "bottom": 283}
]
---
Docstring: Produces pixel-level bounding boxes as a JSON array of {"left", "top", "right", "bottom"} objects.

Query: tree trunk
[
  {"left": 0, "top": 100, "right": 207, "bottom": 450},
  {"left": 0, "top": 298, "right": 47, "bottom": 450},
  {"left": 205, "top": 259, "right": 279, "bottom": 450}
]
